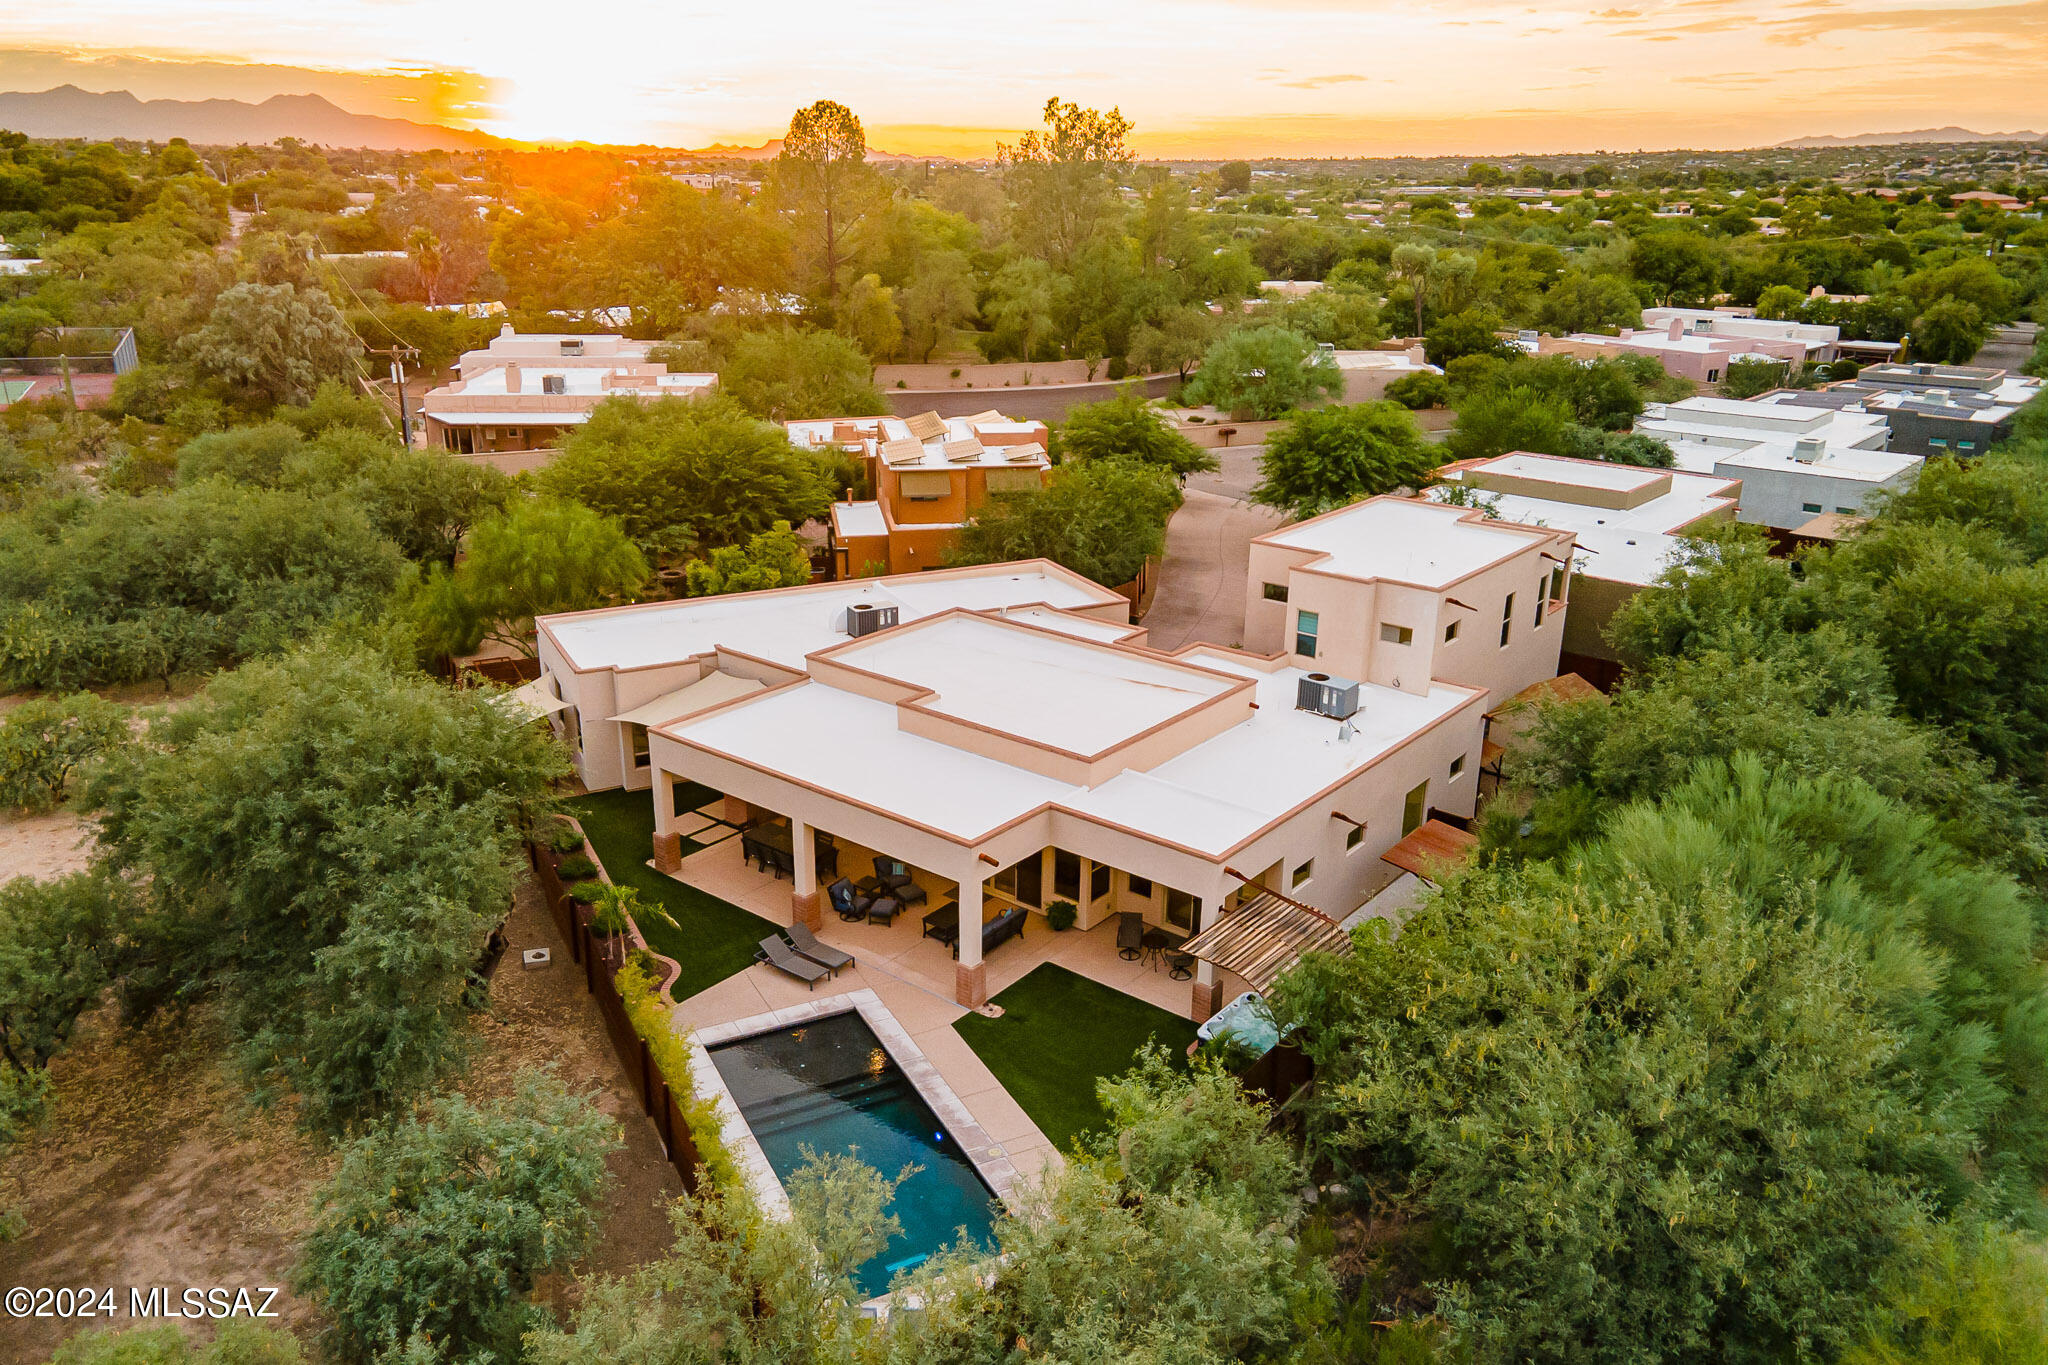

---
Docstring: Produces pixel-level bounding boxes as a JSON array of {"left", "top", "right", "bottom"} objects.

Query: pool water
[{"left": 708, "top": 1011, "right": 999, "bottom": 1296}]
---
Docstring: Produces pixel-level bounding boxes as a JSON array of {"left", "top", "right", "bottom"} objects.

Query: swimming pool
[{"left": 707, "top": 1009, "right": 999, "bottom": 1296}]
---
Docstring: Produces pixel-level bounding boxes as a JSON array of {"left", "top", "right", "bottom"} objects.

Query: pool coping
[{"left": 686, "top": 987, "right": 1025, "bottom": 1225}]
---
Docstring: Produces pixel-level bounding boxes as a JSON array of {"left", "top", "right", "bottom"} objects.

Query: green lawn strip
[
  {"left": 953, "top": 963, "right": 1201, "bottom": 1153},
  {"left": 566, "top": 788, "right": 768, "bottom": 1002}
]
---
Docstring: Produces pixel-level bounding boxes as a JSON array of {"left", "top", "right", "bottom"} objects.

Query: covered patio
[{"left": 663, "top": 828, "right": 1238, "bottom": 1027}]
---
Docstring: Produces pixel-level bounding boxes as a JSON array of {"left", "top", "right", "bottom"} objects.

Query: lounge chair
[
  {"left": 756, "top": 935, "right": 830, "bottom": 990},
  {"left": 1116, "top": 912, "right": 1145, "bottom": 961},
  {"left": 786, "top": 922, "right": 854, "bottom": 974}
]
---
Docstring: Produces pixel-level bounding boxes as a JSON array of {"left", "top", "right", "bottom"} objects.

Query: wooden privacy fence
[
  {"left": 1239, "top": 1040, "right": 1314, "bottom": 1121},
  {"left": 528, "top": 839, "right": 704, "bottom": 1194}
]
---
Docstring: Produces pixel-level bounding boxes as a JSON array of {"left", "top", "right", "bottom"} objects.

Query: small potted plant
[{"left": 1046, "top": 899, "right": 1078, "bottom": 932}]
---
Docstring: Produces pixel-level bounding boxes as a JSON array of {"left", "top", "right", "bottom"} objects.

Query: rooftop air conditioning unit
[
  {"left": 560, "top": 339, "right": 585, "bottom": 356},
  {"left": 1297, "top": 672, "right": 1361, "bottom": 721},
  {"left": 541, "top": 374, "right": 567, "bottom": 395},
  {"left": 1792, "top": 435, "right": 1825, "bottom": 463},
  {"left": 845, "top": 602, "right": 899, "bottom": 638}
]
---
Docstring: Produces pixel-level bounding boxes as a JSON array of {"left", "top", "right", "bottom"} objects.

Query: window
[
  {"left": 1499, "top": 593, "right": 1515, "bottom": 648},
  {"left": 1707, "top": 368, "right": 1720, "bottom": 383},
  {"left": 628, "top": 722, "right": 650, "bottom": 770},
  {"left": 1958, "top": 440, "right": 1976, "bottom": 452},
  {"left": 1402, "top": 780, "right": 1429, "bottom": 836},
  {"left": 1533, "top": 578, "right": 1546, "bottom": 627},
  {"left": 1053, "top": 849, "right": 1081, "bottom": 900},
  {"left": 1090, "top": 863, "right": 1111, "bottom": 902},
  {"left": 1549, "top": 565, "right": 1566, "bottom": 603},
  {"left": 898, "top": 470, "right": 952, "bottom": 501},
  {"left": 1345, "top": 824, "right": 1365, "bottom": 850},
  {"left": 994, "top": 854, "right": 1043, "bottom": 908},
  {"left": 1930, "top": 438, "right": 1948, "bottom": 449},
  {"left": 1126, "top": 874, "right": 1154, "bottom": 898},
  {"left": 1836, "top": 506, "right": 1855, "bottom": 515},
  {"left": 1295, "top": 609, "right": 1320, "bottom": 658},
  {"left": 558, "top": 706, "right": 581, "bottom": 756},
  {"left": 1163, "top": 887, "right": 1201, "bottom": 931},
  {"left": 1449, "top": 754, "right": 1466, "bottom": 779},
  {"left": 1444, "top": 619, "right": 1460, "bottom": 642},
  {"left": 1262, "top": 582, "right": 1289, "bottom": 602},
  {"left": 1802, "top": 502, "right": 1823, "bottom": 514},
  {"left": 1291, "top": 859, "right": 1314, "bottom": 889},
  {"left": 984, "top": 466, "right": 1040, "bottom": 493},
  {"left": 1379, "top": 622, "right": 1413, "bottom": 645}
]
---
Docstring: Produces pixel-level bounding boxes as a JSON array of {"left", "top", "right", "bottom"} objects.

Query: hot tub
[{"left": 1197, "top": 991, "right": 1281, "bottom": 1058}]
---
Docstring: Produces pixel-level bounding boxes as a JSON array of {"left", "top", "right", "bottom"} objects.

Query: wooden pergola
[{"left": 1182, "top": 891, "right": 1352, "bottom": 994}]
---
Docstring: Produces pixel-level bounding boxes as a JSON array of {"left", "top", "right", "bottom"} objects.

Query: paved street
[{"left": 1145, "top": 445, "right": 1289, "bottom": 652}]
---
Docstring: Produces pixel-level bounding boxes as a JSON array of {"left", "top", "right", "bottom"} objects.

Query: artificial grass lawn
[
  {"left": 953, "top": 963, "right": 1201, "bottom": 1153},
  {"left": 566, "top": 785, "right": 766, "bottom": 1002}
]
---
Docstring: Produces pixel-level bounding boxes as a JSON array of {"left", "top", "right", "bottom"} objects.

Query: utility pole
[{"left": 366, "top": 344, "right": 421, "bottom": 447}]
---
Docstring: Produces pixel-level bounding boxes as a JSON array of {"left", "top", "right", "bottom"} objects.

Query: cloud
[{"left": 1273, "top": 73, "right": 1371, "bottom": 89}]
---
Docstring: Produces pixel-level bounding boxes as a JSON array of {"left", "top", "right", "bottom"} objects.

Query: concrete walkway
[{"left": 1145, "top": 449, "right": 1288, "bottom": 652}]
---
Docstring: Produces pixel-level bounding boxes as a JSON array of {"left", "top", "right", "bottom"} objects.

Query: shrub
[
  {"left": 295, "top": 1071, "right": 617, "bottom": 1363},
  {"left": 1046, "top": 899, "right": 1078, "bottom": 931},
  {"left": 556, "top": 853, "right": 597, "bottom": 881},
  {"left": 47, "top": 1322, "right": 305, "bottom": 1365},
  {"left": 546, "top": 819, "right": 586, "bottom": 855},
  {"left": 568, "top": 879, "right": 607, "bottom": 905},
  {"left": 0, "top": 690, "right": 128, "bottom": 813},
  {"left": 614, "top": 959, "right": 742, "bottom": 1191},
  {"left": 591, "top": 901, "right": 629, "bottom": 936},
  {"left": 1383, "top": 371, "right": 1451, "bottom": 410}
]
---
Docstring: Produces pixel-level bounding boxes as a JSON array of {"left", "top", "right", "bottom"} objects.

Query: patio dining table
[{"left": 922, "top": 900, "right": 961, "bottom": 946}]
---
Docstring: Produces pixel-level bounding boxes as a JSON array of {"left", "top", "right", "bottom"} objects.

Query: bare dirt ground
[
  {"left": 0, "top": 809, "right": 95, "bottom": 882},
  {"left": 0, "top": 874, "right": 684, "bottom": 1363}
]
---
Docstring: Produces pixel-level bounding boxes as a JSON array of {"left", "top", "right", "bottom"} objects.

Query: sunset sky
[{"left": 2, "top": 0, "right": 2045, "bottom": 156}]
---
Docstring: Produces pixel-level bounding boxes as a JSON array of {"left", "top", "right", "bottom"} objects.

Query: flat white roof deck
[
  {"left": 787, "top": 415, "right": 1051, "bottom": 470},
  {"left": 827, "top": 613, "right": 1241, "bottom": 756},
  {"left": 1259, "top": 497, "right": 1553, "bottom": 587},
  {"left": 1433, "top": 455, "right": 1741, "bottom": 587},
  {"left": 661, "top": 640, "right": 1479, "bottom": 854},
  {"left": 830, "top": 500, "right": 888, "bottom": 538},
  {"left": 540, "top": 564, "right": 1122, "bottom": 674}
]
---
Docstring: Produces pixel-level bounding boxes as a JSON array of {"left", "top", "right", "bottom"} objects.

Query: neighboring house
[
  {"left": 788, "top": 411, "right": 1052, "bottom": 577},
  {"left": 1634, "top": 395, "right": 1917, "bottom": 535},
  {"left": 1430, "top": 452, "right": 1742, "bottom": 685},
  {"left": 533, "top": 497, "right": 1572, "bottom": 1013},
  {"left": 1640, "top": 307, "right": 1843, "bottom": 363},
  {"left": 1329, "top": 346, "right": 1441, "bottom": 403},
  {"left": 1546, "top": 320, "right": 1809, "bottom": 385},
  {"left": 1778, "top": 362, "right": 2042, "bottom": 459},
  {"left": 421, "top": 328, "right": 717, "bottom": 470}
]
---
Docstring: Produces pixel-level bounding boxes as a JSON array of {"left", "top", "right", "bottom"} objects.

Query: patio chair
[
  {"left": 813, "top": 837, "right": 839, "bottom": 880},
  {"left": 870, "top": 855, "right": 927, "bottom": 908},
  {"left": 785, "top": 922, "right": 854, "bottom": 975},
  {"left": 756, "top": 935, "right": 830, "bottom": 990},
  {"left": 1116, "top": 912, "right": 1145, "bottom": 961},
  {"left": 827, "top": 878, "right": 873, "bottom": 923},
  {"left": 866, "top": 896, "right": 902, "bottom": 928}
]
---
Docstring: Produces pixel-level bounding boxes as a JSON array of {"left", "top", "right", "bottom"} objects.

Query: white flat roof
[
  {"left": 830, "top": 500, "right": 887, "bottom": 538},
  {"left": 1435, "top": 454, "right": 1740, "bottom": 587},
  {"left": 830, "top": 613, "right": 1240, "bottom": 756},
  {"left": 540, "top": 564, "right": 1122, "bottom": 673},
  {"left": 1259, "top": 497, "right": 1551, "bottom": 588},
  {"left": 665, "top": 642, "right": 1478, "bottom": 852}
]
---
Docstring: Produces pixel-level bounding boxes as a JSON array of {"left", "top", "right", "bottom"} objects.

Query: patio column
[
  {"left": 955, "top": 874, "right": 987, "bottom": 1009},
  {"left": 790, "top": 816, "right": 822, "bottom": 931},
  {"left": 651, "top": 770, "right": 682, "bottom": 874},
  {"left": 1190, "top": 887, "right": 1223, "bottom": 1021},
  {"left": 1191, "top": 959, "right": 1221, "bottom": 1022}
]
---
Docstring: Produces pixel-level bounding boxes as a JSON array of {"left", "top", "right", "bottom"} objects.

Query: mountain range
[
  {"left": 0, "top": 86, "right": 944, "bottom": 159},
  {"left": 0, "top": 85, "right": 509, "bottom": 152},
  {"left": 1777, "top": 126, "right": 2045, "bottom": 148}
]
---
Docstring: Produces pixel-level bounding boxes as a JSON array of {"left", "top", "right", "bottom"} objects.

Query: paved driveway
[{"left": 1145, "top": 449, "right": 1289, "bottom": 651}]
